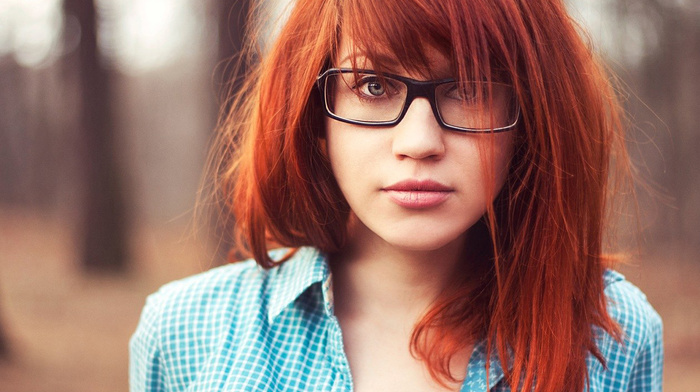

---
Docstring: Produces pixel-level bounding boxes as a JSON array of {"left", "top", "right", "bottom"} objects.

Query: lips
[{"left": 382, "top": 179, "right": 453, "bottom": 209}]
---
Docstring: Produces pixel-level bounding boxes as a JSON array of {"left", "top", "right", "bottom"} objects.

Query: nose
[{"left": 391, "top": 98, "right": 445, "bottom": 160}]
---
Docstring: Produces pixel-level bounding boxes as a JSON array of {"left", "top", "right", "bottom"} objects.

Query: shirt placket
[{"left": 322, "top": 273, "right": 354, "bottom": 392}]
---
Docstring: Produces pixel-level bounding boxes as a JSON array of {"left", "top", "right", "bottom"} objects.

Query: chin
[{"left": 379, "top": 229, "right": 467, "bottom": 253}]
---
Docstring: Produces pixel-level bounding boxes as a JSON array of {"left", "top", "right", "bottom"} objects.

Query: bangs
[{"left": 335, "top": 0, "right": 517, "bottom": 83}]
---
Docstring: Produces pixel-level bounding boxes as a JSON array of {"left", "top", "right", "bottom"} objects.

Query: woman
[{"left": 130, "top": 0, "right": 663, "bottom": 391}]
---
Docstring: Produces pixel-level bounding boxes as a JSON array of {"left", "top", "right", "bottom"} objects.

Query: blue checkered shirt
[{"left": 130, "top": 247, "right": 663, "bottom": 391}]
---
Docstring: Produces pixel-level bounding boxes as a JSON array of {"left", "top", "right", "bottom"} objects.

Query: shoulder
[
  {"left": 602, "top": 269, "right": 663, "bottom": 350},
  {"left": 141, "top": 248, "right": 299, "bottom": 328},
  {"left": 147, "top": 257, "right": 266, "bottom": 316},
  {"left": 587, "top": 270, "right": 664, "bottom": 391},
  {"left": 134, "top": 247, "right": 329, "bottom": 343},
  {"left": 132, "top": 256, "right": 270, "bottom": 363},
  {"left": 130, "top": 247, "right": 329, "bottom": 390}
]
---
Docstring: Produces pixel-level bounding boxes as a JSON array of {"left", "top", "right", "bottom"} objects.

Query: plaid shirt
[{"left": 130, "top": 247, "right": 663, "bottom": 391}]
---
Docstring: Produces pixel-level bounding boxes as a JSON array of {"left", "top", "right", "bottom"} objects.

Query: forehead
[{"left": 328, "top": 0, "right": 522, "bottom": 85}]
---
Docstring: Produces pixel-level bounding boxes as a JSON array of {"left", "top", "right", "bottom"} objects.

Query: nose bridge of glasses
[
  {"left": 400, "top": 78, "right": 441, "bottom": 122},
  {"left": 400, "top": 97, "right": 442, "bottom": 134},
  {"left": 402, "top": 76, "right": 438, "bottom": 100}
]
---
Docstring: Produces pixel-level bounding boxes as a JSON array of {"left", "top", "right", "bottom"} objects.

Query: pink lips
[{"left": 382, "top": 179, "right": 453, "bottom": 209}]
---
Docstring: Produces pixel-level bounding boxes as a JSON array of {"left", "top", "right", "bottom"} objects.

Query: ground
[{"left": 0, "top": 208, "right": 698, "bottom": 391}]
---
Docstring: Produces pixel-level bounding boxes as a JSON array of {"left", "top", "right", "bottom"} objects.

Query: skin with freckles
[{"left": 325, "top": 35, "right": 515, "bottom": 392}]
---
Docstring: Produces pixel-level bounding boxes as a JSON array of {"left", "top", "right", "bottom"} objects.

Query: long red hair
[{"left": 212, "top": 0, "right": 629, "bottom": 390}]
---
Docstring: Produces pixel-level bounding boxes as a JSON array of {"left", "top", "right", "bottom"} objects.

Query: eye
[
  {"left": 366, "top": 81, "right": 385, "bottom": 96},
  {"left": 357, "top": 77, "right": 387, "bottom": 97},
  {"left": 443, "top": 82, "right": 478, "bottom": 102}
]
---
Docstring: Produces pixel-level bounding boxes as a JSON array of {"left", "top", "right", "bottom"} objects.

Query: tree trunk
[
  {"left": 211, "top": 0, "right": 251, "bottom": 264},
  {"left": 218, "top": 0, "right": 251, "bottom": 109},
  {"left": 64, "top": 0, "right": 129, "bottom": 272},
  {"left": 0, "top": 288, "right": 10, "bottom": 359}
]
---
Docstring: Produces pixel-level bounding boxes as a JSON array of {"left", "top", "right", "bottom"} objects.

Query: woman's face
[{"left": 325, "top": 36, "right": 515, "bottom": 253}]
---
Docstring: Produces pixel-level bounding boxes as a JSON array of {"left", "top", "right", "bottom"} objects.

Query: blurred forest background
[{"left": 0, "top": 0, "right": 698, "bottom": 391}]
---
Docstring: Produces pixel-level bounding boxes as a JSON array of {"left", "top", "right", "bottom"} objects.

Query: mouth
[{"left": 382, "top": 179, "right": 453, "bottom": 209}]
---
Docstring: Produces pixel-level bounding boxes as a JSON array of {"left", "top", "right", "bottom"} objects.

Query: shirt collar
[
  {"left": 461, "top": 340, "right": 506, "bottom": 391},
  {"left": 265, "top": 247, "right": 508, "bottom": 391},
  {"left": 267, "top": 247, "right": 333, "bottom": 322}
]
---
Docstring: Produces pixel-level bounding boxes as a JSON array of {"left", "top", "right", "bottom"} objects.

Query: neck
[{"left": 329, "top": 220, "right": 467, "bottom": 324}]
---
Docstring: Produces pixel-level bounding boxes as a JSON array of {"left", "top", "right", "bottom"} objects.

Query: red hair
[{"left": 212, "top": 0, "right": 629, "bottom": 390}]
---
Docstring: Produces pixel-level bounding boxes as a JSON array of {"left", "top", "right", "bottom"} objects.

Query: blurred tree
[
  {"left": 0, "top": 322, "right": 7, "bottom": 359},
  {"left": 0, "top": 62, "right": 25, "bottom": 206},
  {"left": 614, "top": 0, "right": 700, "bottom": 251},
  {"left": 210, "top": 0, "right": 252, "bottom": 263},
  {"left": 63, "top": 0, "right": 129, "bottom": 272},
  {"left": 218, "top": 0, "right": 252, "bottom": 112},
  {"left": 0, "top": 290, "right": 8, "bottom": 359}
]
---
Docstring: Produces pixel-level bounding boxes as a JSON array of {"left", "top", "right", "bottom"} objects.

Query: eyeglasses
[{"left": 316, "top": 68, "right": 519, "bottom": 133}]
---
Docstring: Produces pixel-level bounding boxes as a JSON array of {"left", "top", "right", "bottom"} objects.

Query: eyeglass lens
[{"left": 324, "top": 72, "right": 518, "bottom": 131}]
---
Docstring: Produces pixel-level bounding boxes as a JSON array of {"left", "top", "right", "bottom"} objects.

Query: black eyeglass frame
[{"left": 316, "top": 68, "right": 520, "bottom": 133}]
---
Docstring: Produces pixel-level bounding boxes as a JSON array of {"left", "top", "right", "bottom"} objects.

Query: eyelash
[{"left": 352, "top": 77, "right": 399, "bottom": 101}]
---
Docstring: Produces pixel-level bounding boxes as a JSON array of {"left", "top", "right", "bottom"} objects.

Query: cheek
[
  {"left": 324, "top": 120, "right": 346, "bottom": 177},
  {"left": 324, "top": 121, "right": 362, "bottom": 193},
  {"left": 325, "top": 120, "right": 383, "bottom": 181},
  {"left": 495, "top": 134, "right": 515, "bottom": 185},
  {"left": 475, "top": 132, "right": 515, "bottom": 196}
]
